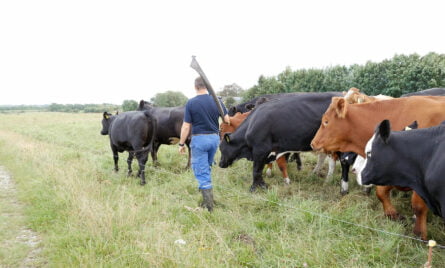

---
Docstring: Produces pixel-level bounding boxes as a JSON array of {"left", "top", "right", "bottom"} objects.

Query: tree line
[
  {"left": 242, "top": 52, "right": 445, "bottom": 101},
  {"left": 2, "top": 52, "right": 444, "bottom": 113}
]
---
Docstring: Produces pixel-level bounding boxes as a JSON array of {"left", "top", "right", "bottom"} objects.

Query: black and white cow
[
  {"left": 359, "top": 120, "right": 445, "bottom": 219},
  {"left": 101, "top": 111, "right": 157, "bottom": 185},
  {"left": 137, "top": 100, "right": 191, "bottom": 168},
  {"left": 219, "top": 92, "right": 342, "bottom": 191}
]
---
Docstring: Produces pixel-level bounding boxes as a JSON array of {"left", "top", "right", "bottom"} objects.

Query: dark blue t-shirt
[{"left": 184, "top": 94, "right": 228, "bottom": 135}]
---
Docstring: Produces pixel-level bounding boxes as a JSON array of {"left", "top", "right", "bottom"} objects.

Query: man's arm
[{"left": 178, "top": 122, "right": 191, "bottom": 154}]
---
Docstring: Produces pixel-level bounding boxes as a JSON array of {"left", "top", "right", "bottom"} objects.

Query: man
[{"left": 178, "top": 77, "right": 230, "bottom": 212}]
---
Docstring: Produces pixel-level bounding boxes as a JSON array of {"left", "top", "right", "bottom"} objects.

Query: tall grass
[{"left": 0, "top": 112, "right": 444, "bottom": 267}]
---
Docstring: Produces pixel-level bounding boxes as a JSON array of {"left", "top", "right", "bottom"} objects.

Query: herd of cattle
[{"left": 100, "top": 87, "right": 445, "bottom": 241}]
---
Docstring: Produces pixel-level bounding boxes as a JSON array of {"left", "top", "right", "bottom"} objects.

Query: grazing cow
[
  {"left": 100, "top": 111, "right": 157, "bottom": 185},
  {"left": 219, "top": 92, "right": 342, "bottom": 191},
  {"left": 310, "top": 96, "right": 445, "bottom": 239},
  {"left": 137, "top": 100, "right": 191, "bottom": 168},
  {"left": 220, "top": 110, "right": 302, "bottom": 184},
  {"left": 360, "top": 120, "right": 445, "bottom": 231},
  {"left": 401, "top": 87, "right": 445, "bottom": 97}
]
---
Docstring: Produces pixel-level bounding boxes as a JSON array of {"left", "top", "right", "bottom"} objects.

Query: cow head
[
  {"left": 100, "top": 112, "right": 113, "bottom": 135},
  {"left": 311, "top": 97, "right": 350, "bottom": 153},
  {"left": 219, "top": 133, "right": 252, "bottom": 168},
  {"left": 137, "top": 100, "right": 154, "bottom": 111},
  {"left": 358, "top": 120, "right": 394, "bottom": 186},
  {"left": 355, "top": 120, "right": 418, "bottom": 186}
]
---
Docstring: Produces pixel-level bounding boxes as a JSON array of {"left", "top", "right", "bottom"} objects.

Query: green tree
[
  {"left": 122, "top": 100, "right": 138, "bottom": 111},
  {"left": 150, "top": 91, "right": 188, "bottom": 107}
]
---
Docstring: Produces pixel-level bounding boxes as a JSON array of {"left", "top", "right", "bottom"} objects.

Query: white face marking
[{"left": 355, "top": 134, "right": 376, "bottom": 186}]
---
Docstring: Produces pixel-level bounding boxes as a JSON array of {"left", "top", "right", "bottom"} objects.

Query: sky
[{"left": 1, "top": 0, "right": 444, "bottom": 105}]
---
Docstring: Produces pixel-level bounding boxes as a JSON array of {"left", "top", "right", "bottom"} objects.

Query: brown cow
[{"left": 310, "top": 95, "right": 445, "bottom": 239}]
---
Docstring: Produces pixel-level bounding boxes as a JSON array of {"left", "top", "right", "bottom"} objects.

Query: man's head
[{"left": 194, "top": 77, "right": 207, "bottom": 90}]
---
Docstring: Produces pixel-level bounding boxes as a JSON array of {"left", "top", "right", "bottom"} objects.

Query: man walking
[{"left": 178, "top": 77, "right": 230, "bottom": 212}]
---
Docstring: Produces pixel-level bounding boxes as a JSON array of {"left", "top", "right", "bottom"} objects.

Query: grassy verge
[{"left": 0, "top": 112, "right": 444, "bottom": 267}]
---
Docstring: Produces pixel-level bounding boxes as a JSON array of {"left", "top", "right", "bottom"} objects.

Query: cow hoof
[
  {"left": 284, "top": 178, "right": 290, "bottom": 185},
  {"left": 296, "top": 165, "right": 302, "bottom": 171},
  {"left": 386, "top": 213, "right": 405, "bottom": 221},
  {"left": 249, "top": 183, "right": 269, "bottom": 192},
  {"left": 140, "top": 181, "right": 146, "bottom": 186},
  {"left": 114, "top": 169, "right": 119, "bottom": 173},
  {"left": 266, "top": 168, "right": 272, "bottom": 177},
  {"left": 127, "top": 171, "right": 133, "bottom": 177},
  {"left": 340, "top": 189, "right": 349, "bottom": 196},
  {"left": 362, "top": 187, "right": 372, "bottom": 195}
]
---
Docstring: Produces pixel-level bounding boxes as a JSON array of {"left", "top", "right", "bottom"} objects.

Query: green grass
[{"left": 0, "top": 112, "right": 444, "bottom": 267}]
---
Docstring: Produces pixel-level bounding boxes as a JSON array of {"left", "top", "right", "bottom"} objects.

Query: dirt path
[{"left": 0, "top": 166, "right": 42, "bottom": 267}]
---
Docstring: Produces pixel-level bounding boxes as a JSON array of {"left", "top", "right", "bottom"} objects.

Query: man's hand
[{"left": 178, "top": 145, "right": 186, "bottom": 154}]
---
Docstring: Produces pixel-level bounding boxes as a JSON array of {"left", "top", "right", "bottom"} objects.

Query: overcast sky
[{"left": 1, "top": 0, "right": 444, "bottom": 105}]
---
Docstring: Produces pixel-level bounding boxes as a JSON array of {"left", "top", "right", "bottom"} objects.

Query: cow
[
  {"left": 220, "top": 110, "right": 301, "bottom": 184},
  {"left": 220, "top": 110, "right": 341, "bottom": 185},
  {"left": 228, "top": 93, "right": 297, "bottom": 116},
  {"left": 100, "top": 111, "right": 157, "bottom": 185},
  {"left": 337, "top": 88, "right": 393, "bottom": 195},
  {"left": 401, "top": 87, "right": 445, "bottom": 97},
  {"left": 359, "top": 120, "right": 445, "bottom": 234},
  {"left": 310, "top": 95, "right": 445, "bottom": 239},
  {"left": 219, "top": 92, "right": 343, "bottom": 192},
  {"left": 137, "top": 100, "right": 191, "bottom": 168}
]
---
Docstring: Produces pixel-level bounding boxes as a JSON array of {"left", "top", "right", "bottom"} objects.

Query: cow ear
[
  {"left": 229, "top": 107, "right": 237, "bottom": 114},
  {"left": 224, "top": 133, "right": 231, "bottom": 143},
  {"left": 377, "top": 119, "right": 391, "bottom": 144},
  {"left": 405, "top": 120, "right": 418, "bottom": 131},
  {"left": 103, "top": 112, "right": 110, "bottom": 119},
  {"left": 245, "top": 103, "right": 255, "bottom": 111},
  {"left": 334, "top": 98, "right": 347, "bottom": 118}
]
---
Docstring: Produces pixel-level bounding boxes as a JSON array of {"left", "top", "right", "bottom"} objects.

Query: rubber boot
[{"left": 200, "top": 189, "right": 214, "bottom": 212}]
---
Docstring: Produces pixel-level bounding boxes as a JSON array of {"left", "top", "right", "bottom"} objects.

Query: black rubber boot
[{"left": 200, "top": 189, "right": 214, "bottom": 212}]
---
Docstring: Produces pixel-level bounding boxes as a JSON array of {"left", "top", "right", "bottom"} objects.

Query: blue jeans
[{"left": 190, "top": 134, "right": 219, "bottom": 189}]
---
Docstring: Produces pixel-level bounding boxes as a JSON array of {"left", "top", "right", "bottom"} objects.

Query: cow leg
[
  {"left": 376, "top": 186, "right": 404, "bottom": 220},
  {"left": 250, "top": 161, "right": 268, "bottom": 192},
  {"left": 293, "top": 153, "right": 302, "bottom": 171},
  {"left": 136, "top": 152, "right": 149, "bottom": 185},
  {"left": 339, "top": 157, "right": 350, "bottom": 196},
  {"left": 325, "top": 156, "right": 336, "bottom": 183},
  {"left": 127, "top": 153, "right": 134, "bottom": 176},
  {"left": 276, "top": 156, "right": 290, "bottom": 184},
  {"left": 265, "top": 163, "right": 273, "bottom": 177},
  {"left": 151, "top": 143, "right": 160, "bottom": 167},
  {"left": 411, "top": 192, "right": 428, "bottom": 240},
  {"left": 312, "top": 153, "right": 326, "bottom": 176},
  {"left": 186, "top": 142, "right": 191, "bottom": 169},
  {"left": 111, "top": 146, "right": 119, "bottom": 172}
]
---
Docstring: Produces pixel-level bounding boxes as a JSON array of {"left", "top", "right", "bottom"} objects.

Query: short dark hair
[{"left": 195, "top": 77, "right": 206, "bottom": 89}]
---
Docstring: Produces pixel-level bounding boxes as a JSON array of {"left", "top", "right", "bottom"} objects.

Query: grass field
[{"left": 0, "top": 112, "right": 444, "bottom": 267}]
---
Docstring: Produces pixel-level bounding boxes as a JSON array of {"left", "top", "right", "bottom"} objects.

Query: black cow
[
  {"left": 100, "top": 111, "right": 156, "bottom": 185},
  {"left": 401, "top": 88, "right": 445, "bottom": 97},
  {"left": 137, "top": 100, "right": 191, "bottom": 168},
  {"left": 360, "top": 120, "right": 445, "bottom": 219},
  {"left": 219, "top": 92, "right": 342, "bottom": 191},
  {"left": 228, "top": 93, "right": 297, "bottom": 116}
]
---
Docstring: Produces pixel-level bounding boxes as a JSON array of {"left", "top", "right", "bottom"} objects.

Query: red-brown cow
[{"left": 310, "top": 95, "right": 445, "bottom": 240}]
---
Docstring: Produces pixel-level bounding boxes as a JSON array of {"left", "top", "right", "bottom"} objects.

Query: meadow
[{"left": 0, "top": 112, "right": 444, "bottom": 267}]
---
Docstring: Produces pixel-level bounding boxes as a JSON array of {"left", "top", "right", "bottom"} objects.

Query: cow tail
[{"left": 144, "top": 110, "right": 157, "bottom": 153}]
